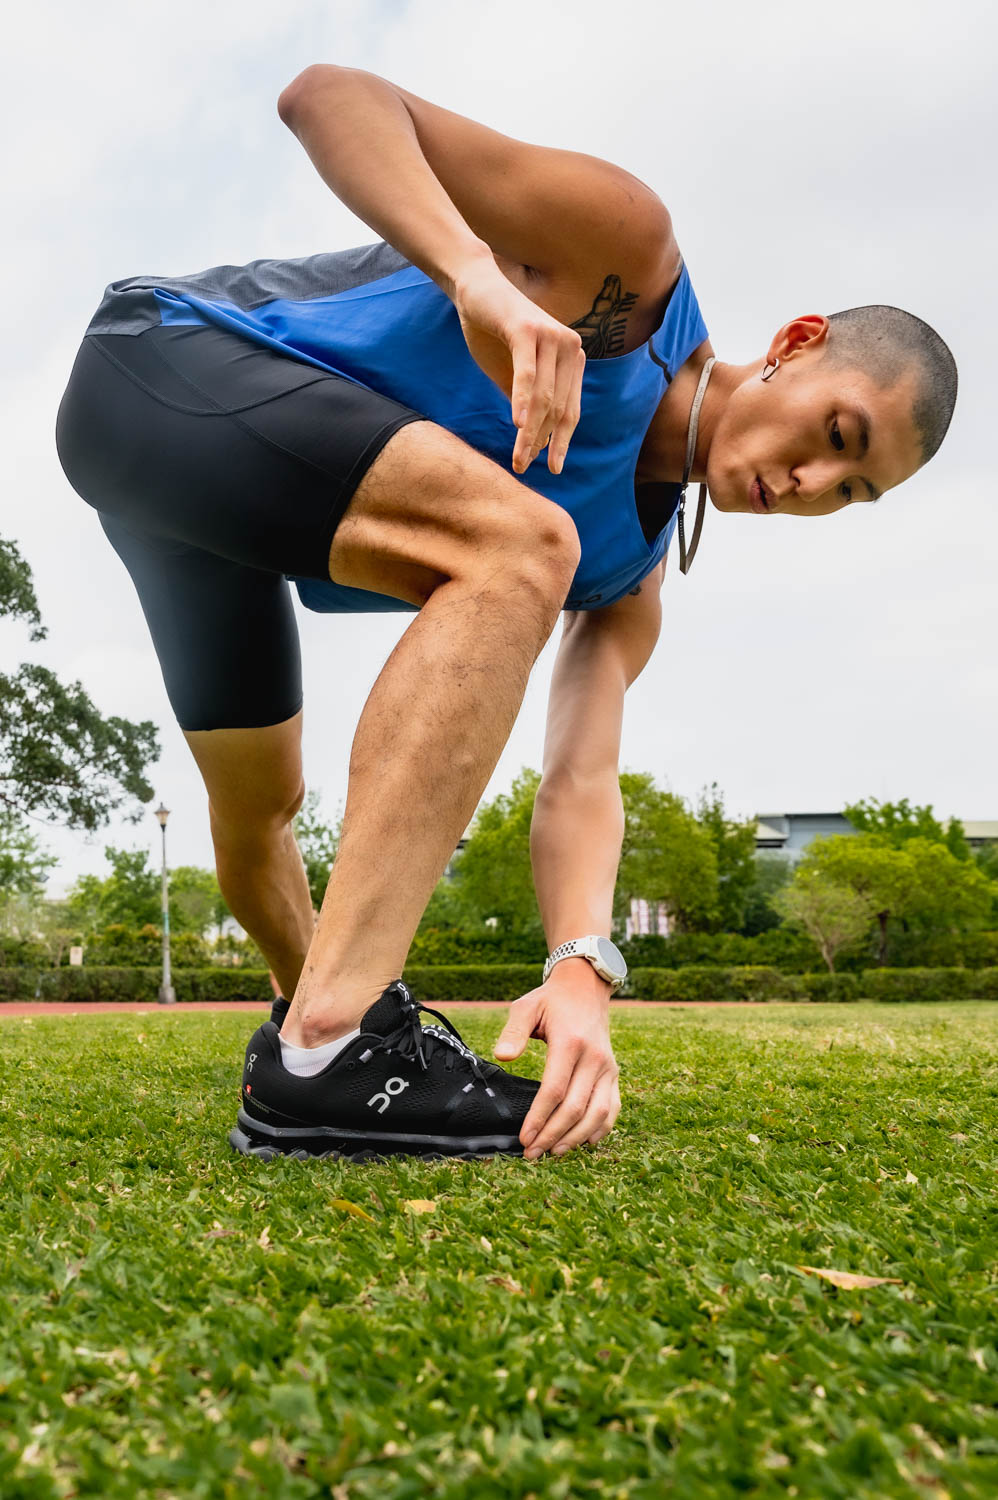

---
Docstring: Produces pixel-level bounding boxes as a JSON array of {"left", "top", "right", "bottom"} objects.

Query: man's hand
[
  {"left": 493, "top": 959, "right": 620, "bottom": 1158},
  {"left": 453, "top": 258, "right": 585, "bottom": 477}
]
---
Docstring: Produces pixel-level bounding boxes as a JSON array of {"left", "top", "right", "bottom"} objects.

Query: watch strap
[{"left": 543, "top": 936, "right": 625, "bottom": 990}]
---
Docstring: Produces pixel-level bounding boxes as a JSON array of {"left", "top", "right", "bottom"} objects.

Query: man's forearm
[{"left": 530, "top": 768, "right": 624, "bottom": 948}]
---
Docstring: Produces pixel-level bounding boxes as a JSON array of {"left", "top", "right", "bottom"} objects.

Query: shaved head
[{"left": 824, "top": 305, "right": 957, "bottom": 466}]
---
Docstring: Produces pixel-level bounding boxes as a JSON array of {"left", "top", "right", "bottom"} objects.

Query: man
[{"left": 55, "top": 66, "right": 956, "bottom": 1162}]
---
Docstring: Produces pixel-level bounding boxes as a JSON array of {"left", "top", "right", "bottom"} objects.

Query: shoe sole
[{"left": 228, "top": 1108, "right": 524, "bottom": 1162}]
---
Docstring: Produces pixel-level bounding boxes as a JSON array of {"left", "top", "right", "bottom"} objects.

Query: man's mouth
[{"left": 750, "top": 476, "right": 774, "bottom": 514}]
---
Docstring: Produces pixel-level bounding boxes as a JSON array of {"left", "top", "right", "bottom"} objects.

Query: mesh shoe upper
[{"left": 242, "top": 980, "right": 539, "bottom": 1138}]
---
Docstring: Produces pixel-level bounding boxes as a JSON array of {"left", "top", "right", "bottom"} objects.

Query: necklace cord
[{"left": 677, "top": 356, "right": 715, "bottom": 575}]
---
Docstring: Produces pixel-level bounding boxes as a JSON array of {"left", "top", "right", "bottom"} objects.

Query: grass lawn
[{"left": 1, "top": 1003, "right": 996, "bottom": 1500}]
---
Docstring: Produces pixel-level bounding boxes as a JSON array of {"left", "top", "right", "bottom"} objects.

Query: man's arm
[
  {"left": 493, "top": 564, "right": 665, "bottom": 1157},
  {"left": 277, "top": 65, "right": 676, "bottom": 473}
]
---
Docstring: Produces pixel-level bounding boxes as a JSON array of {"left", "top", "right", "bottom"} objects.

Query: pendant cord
[{"left": 677, "top": 356, "right": 715, "bottom": 575}]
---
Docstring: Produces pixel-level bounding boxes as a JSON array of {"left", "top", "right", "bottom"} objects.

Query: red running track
[{"left": 0, "top": 999, "right": 786, "bottom": 1017}]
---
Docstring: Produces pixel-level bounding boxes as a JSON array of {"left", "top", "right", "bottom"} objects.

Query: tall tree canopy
[
  {"left": 1, "top": 537, "right": 159, "bottom": 829},
  {"left": 798, "top": 833, "right": 993, "bottom": 965},
  {"left": 293, "top": 789, "right": 342, "bottom": 910},
  {"left": 844, "top": 797, "right": 970, "bottom": 860}
]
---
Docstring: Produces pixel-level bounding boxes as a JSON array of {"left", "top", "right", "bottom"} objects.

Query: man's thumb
[{"left": 494, "top": 1007, "right": 533, "bottom": 1060}]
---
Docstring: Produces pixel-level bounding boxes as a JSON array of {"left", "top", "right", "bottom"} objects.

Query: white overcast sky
[{"left": 2, "top": 0, "right": 995, "bottom": 892}]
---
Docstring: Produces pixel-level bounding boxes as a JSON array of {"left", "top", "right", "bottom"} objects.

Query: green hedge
[
  {"left": 625, "top": 965, "right": 803, "bottom": 1002},
  {"left": 403, "top": 964, "right": 540, "bottom": 1002},
  {"left": 1, "top": 964, "right": 996, "bottom": 1006},
  {"left": 852, "top": 967, "right": 998, "bottom": 1003},
  {"left": 0, "top": 967, "right": 274, "bottom": 1004}
]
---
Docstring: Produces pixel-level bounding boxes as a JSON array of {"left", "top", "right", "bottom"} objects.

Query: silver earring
[{"left": 761, "top": 358, "right": 780, "bottom": 382}]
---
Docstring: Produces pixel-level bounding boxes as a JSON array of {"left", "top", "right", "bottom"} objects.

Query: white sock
[{"left": 279, "top": 1028, "right": 361, "bottom": 1079}]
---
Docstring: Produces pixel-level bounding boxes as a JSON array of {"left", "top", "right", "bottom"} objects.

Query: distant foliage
[
  {"left": 695, "top": 783, "right": 758, "bottom": 932},
  {"left": 1, "top": 536, "right": 159, "bottom": 829},
  {"left": 775, "top": 873, "right": 874, "bottom": 973},
  {"left": 844, "top": 797, "right": 970, "bottom": 859},
  {"left": 293, "top": 789, "right": 341, "bottom": 910},
  {"left": 67, "top": 849, "right": 227, "bottom": 938}
]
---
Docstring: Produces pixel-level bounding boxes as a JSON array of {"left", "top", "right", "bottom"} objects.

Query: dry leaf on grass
[
  {"left": 798, "top": 1266, "right": 902, "bottom": 1289},
  {"left": 330, "top": 1199, "right": 375, "bottom": 1222},
  {"left": 403, "top": 1199, "right": 437, "bottom": 1215},
  {"left": 486, "top": 1274, "right": 523, "bottom": 1294},
  {"left": 905, "top": 1171, "right": 919, "bottom": 1184},
  {"left": 257, "top": 1226, "right": 272, "bottom": 1250}
]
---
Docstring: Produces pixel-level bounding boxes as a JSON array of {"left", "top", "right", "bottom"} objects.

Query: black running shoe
[
  {"left": 229, "top": 980, "right": 539, "bottom": 1161},
  {"left": 269, "top": 994, "right": 291, "bottom": 1029}
]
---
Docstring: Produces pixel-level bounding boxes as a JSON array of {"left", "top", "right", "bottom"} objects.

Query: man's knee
[
  {"left": 506, "top": 502, "right": 581, "bottom": 602},
  {"left": 209, "top": 776, "right": 305, "bottom": 850},
  {"left": 331, "top": 422, "right": 580, "bottom": 611}
]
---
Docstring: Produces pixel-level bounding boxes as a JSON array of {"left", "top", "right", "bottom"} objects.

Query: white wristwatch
[{"left": 542, "top": 935, "right": 628, "bottom": 992}]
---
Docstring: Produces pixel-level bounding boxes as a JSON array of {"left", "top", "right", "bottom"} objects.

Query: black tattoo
[{"left": 570, "top": 275, "right": 639, "bottom": 358}]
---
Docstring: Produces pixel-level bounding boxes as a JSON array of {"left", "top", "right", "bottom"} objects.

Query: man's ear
[{"left": 767, "top": 314, "right": 830, "bottom": 365}]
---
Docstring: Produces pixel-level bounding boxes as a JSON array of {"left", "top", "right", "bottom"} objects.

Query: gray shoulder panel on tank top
[{"left": 86, "top": 241, "right": 410, "bottom": 336}]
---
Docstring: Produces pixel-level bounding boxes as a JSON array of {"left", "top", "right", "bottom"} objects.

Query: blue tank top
[{"left": 89, "top": 244, "right": 708, "bottom": 612}]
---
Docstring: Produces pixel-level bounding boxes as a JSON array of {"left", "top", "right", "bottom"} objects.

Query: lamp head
[{"left": 154, "top": 803, "right": 170, "bottom": 829}]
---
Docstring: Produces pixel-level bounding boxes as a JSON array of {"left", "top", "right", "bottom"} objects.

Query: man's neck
[{"left": 637, "top": 350, "right": 756, "bottom": 486}]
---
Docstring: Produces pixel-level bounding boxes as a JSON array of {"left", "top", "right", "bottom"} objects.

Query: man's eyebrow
[
  {"left": 854, "top": 406, "right": 871, "bottom": 457},
  {"left": 851, "top": 406, "right": 880, "bottom": 500}
]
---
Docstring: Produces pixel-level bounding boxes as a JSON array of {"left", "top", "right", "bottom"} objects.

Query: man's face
[{"left": 707, "top": 325, "right": 924, "bottom": 518}]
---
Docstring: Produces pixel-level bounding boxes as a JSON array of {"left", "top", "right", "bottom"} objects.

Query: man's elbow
[{"left": 277, "top": 63, "right": 354, "bottom": 126}]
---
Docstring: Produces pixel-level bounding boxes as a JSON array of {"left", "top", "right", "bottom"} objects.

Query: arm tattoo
[{"left": 570, "top": 275, "right": 639, "bottom": 357}]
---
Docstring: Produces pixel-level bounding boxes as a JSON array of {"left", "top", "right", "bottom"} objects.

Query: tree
[
  {"left": 616, "top": 773, "right": 718, "bottom": 932},
  {"left": 169, "top": 865, "right": 229, "bottom": 938},
  {"left": 450, "top": 769, "right": 542, "bottom": 935},
  {"left": 802, "top": 833, "right": 993, "bottom": 965},
  {"left": 741, "top": 855, "right": 792, "bottom": 936},
  {"left": 0, "top": 810, "right": 56, "bottom": 896},
  {"left": 1, "top": 537, "right": 159, "bottom": 829},
  {"left": 293, "top": 789, "right": 341, "bottom": 910},
  {"left": 844, "top": 797, "right": 970, "bottom": 861},
  {"left": 67, "top": 846, "right": 160, "bottom": 933},
  {"left": 695, "top": 783, "right": 758, "bottom": 931},
  {"left": 776, "top": 872, "right": 875, "bottom": 972}
]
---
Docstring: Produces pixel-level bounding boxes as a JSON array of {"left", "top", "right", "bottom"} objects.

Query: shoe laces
[{"left": 364, "top": 1000, "right": 494, "bottom": 1093}]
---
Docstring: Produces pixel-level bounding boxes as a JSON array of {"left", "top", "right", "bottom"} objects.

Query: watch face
[{"left": 596, "top": 936, "right": 627, "bottom": 977}]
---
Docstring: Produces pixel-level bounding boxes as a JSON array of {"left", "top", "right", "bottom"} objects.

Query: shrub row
[
  {"left": 626, "top": 966, "right": 998, "bottom": 1004},
  {"left": 1, "top": 964, "right": 996, "bottom": 1006},
  {"left": 621, "top": 928, "right": 998, "bottom": 973},
  {"left": 0, "top": 967, "right": 274, "bottom": 1004}
]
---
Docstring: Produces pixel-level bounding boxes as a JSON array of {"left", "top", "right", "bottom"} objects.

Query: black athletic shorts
[{"left": 55, "top": 322, "right": 423, "bottom": 731}]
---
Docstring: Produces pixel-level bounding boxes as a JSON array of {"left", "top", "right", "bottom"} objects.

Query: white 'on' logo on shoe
[
  {"left": 367, "top": 1077, "right": 409, "bottom": 1114},
  {"left": 247, "top": 1053, "right": 257, "bottom": 1072}
]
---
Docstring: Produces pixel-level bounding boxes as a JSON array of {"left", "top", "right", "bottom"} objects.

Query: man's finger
[
  {"left": 548, "top": 344, "right": 585, "bottom": 474},
  {"left": 527, "top": 1058, "right": 609, "bottom": 1158},
  {"left": 509, "top": 330, "right": 538, "bottom": 470},
  {"left": 520, "top": 1039, "right": 581, "bottom": 1152},
  {"left": 550, "top": 1072, "right": 617, "bottom": 1154},
  {"left": 517, "top": 339, "right": 558, "bottom": 471}
]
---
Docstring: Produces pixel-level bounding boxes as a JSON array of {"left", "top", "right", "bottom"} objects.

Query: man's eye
[
  {"left": 830, "top": 421, "right": 845, "bottom": 451},
  {"left": 840, "top": 482, "right": 853, "bottom": 502}
]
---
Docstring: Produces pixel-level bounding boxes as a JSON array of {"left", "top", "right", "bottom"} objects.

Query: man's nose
[{"left": 788, "top": 461, "right": 845, "bottom": 504}]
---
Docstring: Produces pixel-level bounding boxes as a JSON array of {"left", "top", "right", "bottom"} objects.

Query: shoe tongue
[{"left": 360, "top": 980, "right": 417, "bottom": 1037}]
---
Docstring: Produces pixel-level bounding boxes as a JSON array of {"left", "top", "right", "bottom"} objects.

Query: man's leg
[
  {"left": 284, "top": 420, "right": 579, "bottom": 1046},
  {"left": 184, "top": 713, "right": 315, "bottom": 1002}
]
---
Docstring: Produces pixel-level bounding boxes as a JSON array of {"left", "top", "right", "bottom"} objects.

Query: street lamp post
[{"left": 154, "top": 802, "right": 176, "bottom": 1005}]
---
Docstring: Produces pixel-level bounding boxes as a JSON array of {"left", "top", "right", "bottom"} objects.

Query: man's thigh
[{"left": 328, "top": 419, "right": 577, "bottom": 606}]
